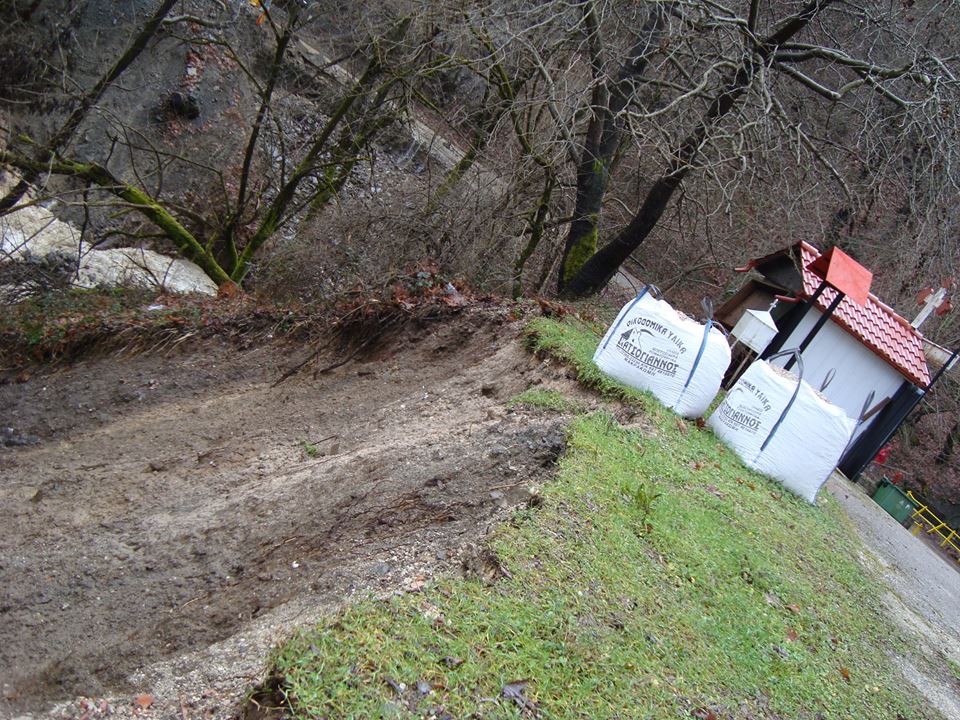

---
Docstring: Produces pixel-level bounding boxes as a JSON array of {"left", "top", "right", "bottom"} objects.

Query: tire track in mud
[{"left": 0, "top": 311, "right": 580, "bottom": 717}]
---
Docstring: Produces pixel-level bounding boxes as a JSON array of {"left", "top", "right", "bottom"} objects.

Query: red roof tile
[{"left": 796, "top": 241, "right": 930, "bottom": 387}]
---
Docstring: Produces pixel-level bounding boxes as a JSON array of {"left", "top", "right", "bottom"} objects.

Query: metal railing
[{"left": 906, "top": 490, "right": 960, "bottom": 564}]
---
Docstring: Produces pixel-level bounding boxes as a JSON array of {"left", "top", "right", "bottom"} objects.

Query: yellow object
[{"left": 906, "top": 490, "right": 960, "bottom": 563}]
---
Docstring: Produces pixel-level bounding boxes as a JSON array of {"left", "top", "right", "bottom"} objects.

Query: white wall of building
[{"left": 769, "top": 309, "right": 909, "bottom": 437}]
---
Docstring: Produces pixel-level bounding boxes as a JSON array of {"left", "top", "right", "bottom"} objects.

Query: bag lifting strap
[
  {"left": 675, "top": 298, "right": 722, "bottom": 406},
  {"left": 598, "top": 284, "right": 662, "bottom": 353},
  {"left": 758, "top": 349, "right": 804, "bottom": 454}
]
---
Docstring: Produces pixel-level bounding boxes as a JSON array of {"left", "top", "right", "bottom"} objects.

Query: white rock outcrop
[{"left": 0, "top": 179, "right": 217, "bottom": 296}]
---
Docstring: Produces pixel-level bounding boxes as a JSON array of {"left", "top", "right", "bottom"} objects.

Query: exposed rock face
[
  {"left": 75, "top": 246, "right": 218, "bottom": 295},
  {"left": 162, "top": 91, "right": 201, "bottom": 120},
  {"left": 0, "top": 173, "right": 217, "bottom": 297}
]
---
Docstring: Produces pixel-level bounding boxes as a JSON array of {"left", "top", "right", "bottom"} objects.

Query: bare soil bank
[{"left": 0, "top": 308, "right": 581, "bottom": 718}]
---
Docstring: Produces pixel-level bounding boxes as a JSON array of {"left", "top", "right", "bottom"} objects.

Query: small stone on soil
[{"left": 2, "top": 427, "right": 40, "bottom": 446}]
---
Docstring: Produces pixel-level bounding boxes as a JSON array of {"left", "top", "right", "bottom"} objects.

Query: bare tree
[
  {"left": 3, "top": 0, "right": 957, "bottom": 301},
  {"left": 0, "top": 1, "right": 440, "bottom": 287},
  {"left": 377, "top": 0, "right": 959, "bottom": 299},
  {"left": 557, "top": 0, "right": 960, "bottom": 296}
]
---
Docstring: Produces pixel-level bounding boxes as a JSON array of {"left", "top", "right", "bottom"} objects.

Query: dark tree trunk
[
  {"left": 561, "top": 0, "right": 834, "bottom": 298},
  {"left": 562, "top": 70, "right": 753, "bottom": 298},
  {"left": 514, "top": 172, "right": 557, "bottom": 298},
  {"left": 936, "top": 416, "right": 960, "bottom": 465},
  {"left": 557, "top": 3, "right": 666, "bottom": 290}
]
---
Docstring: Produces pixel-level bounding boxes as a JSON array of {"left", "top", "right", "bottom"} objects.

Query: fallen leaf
[
  {"left": 536, "top": 298, "right": 574, "bottom": 318},
  {"left": 786, "top": 603, "right": 801, "bottom": 614},
  {"left": 502, "top": 680, "right": 536, "bottom": 711},
  {"left": 217, "top": 280, "right": 241, "bottom": 299},
  {"left": 839, "top": 666, "right": 851, "bottom": 682},
  {"left": 676, "top": 418, "right": 688, "bottom": 434},
  {"left": 440, "top": 656, "right": 465, "bottom": 669},
  {"left": 420, "top": 601, "right": 444, "bottom": 624},
  {"left": 695, "top": 417, "right": 706, "bottom": 429},
  {"left": 770, "top": 491, "right": 782, "bottom": 500},
  {"left": 134, "top": 694, "right": 154, "bottom": 710},
  {"left": 692, "top": 708, "right": 718, "bottom": 720},
  {"left": 705, "top": 484, "right": 725, "bottom": 499},
  {"left": 404, "top": 574, "right": 426, "bottom": 592},
  {"left": 785, "top": 627, "right": 799, "bottom": 642}
]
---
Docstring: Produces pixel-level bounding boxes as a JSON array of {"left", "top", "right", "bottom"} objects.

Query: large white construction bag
[
  {"left": 707, "top": 351, "right": 855, "bottom": 503},
  {"left": 593, "top": 287, "right": 731, "bottom": 418}
]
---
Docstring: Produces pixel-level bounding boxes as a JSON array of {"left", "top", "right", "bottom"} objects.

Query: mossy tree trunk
[
  {"left": 0, "top": 151, "right": 233, "bottom": 285},
  {"left": 232, "top": 22, "right": 410, "bottom": 283},
  {"left": 556, "top": 1, "right": 665, "bottom": 292},
  {"left": 1, "top": 15, "right": 414, "bottom": 289}
]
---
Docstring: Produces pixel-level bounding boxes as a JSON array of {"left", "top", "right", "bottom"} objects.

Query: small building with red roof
[{"left": 718, "top": 241, "right": 934, "bottom": 480}]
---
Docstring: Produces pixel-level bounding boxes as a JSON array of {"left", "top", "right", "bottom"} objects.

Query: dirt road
[
  {"left": 827, "top": 475, "right": 960, "bottom": 719},
  {"left": 1, "top": 309, "right": 580, "bottom": 719}
]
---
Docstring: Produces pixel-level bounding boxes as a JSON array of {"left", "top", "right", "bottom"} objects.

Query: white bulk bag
[
  {"left": 707, "top": 353, "right": 855, "bottom": 503},
  {"left": 593, "top": 288, "right": 731, "bottom": 418}
]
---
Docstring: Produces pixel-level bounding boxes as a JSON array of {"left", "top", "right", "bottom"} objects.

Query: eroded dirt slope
[{"left": 0, "top": 308, "right": 587, "bottom": 718}]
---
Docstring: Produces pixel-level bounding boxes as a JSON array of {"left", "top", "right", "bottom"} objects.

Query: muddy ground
[{"left": 0, "top": 308, "right": 597, "bottom": 719}]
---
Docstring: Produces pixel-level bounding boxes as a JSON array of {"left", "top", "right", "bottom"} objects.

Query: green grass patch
[
  {"left": 525, "top": 316, "right": 665, "bottom": 418},
  {"left": 270, "top": 318, "right": 936, "bottom": 720},
  {"left": 508, "top": 388, "right": 584, "bottom": 414},
  {"left": 300, "top": 440, "right": 320, "bottom": 458}
]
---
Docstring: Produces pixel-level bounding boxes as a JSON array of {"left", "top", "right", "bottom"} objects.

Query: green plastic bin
[{"left": 872, "top": 478, "right": 916, "bottom": 526}]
